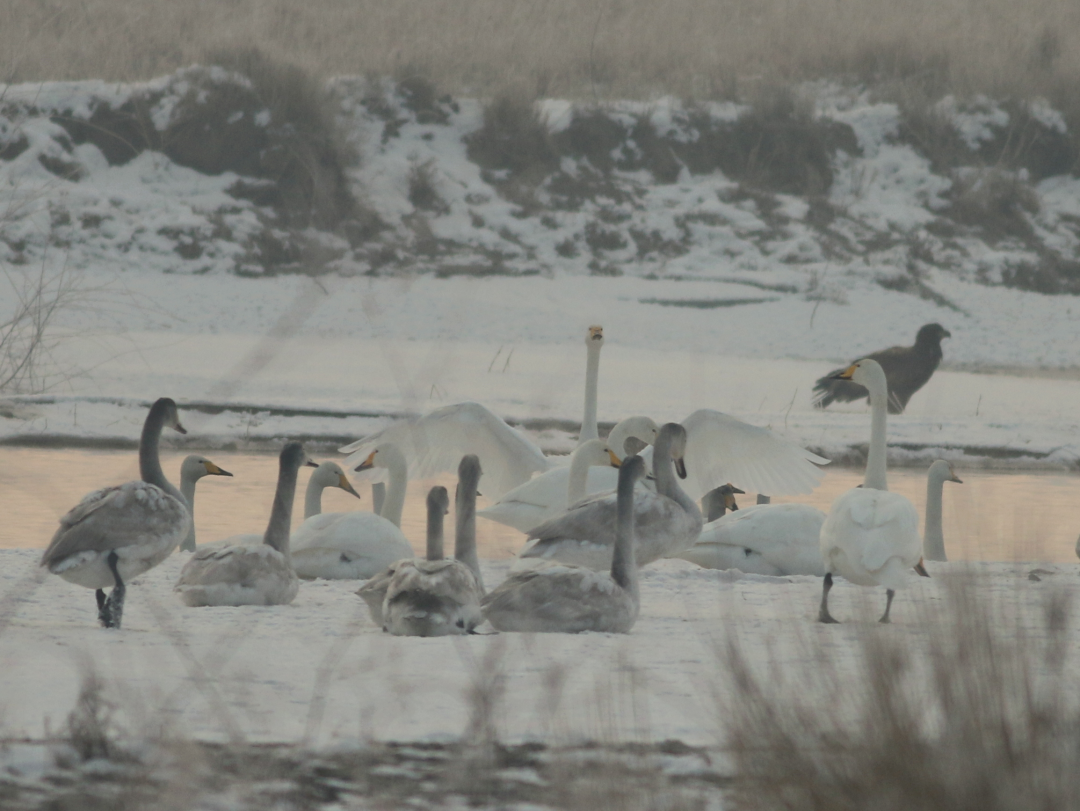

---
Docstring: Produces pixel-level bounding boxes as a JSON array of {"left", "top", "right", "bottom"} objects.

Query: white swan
[
  {"left": 518, "top": 423, "right": 703, "bottom": 570},
  {"left": 677, "top": 503, "right": 828, "bottom": 576},
  {"left": 339, "top": 326, "right": 608, "bottom": 500},
  {"left": 41, "top": 397, "right": 191, "bottom": 629},
  {"left": 641, "top": 409, "right": 830, "bottom": 500},
  {"left": 178, "top": 456, "right": 234, "bottom": 552},
  {"left": 289, "top": 461, "right": 412, "bottom": 579},
  {"left": 175, "top": 442, "right": 316, "bottom": 607},
  {"left": 818, "top": 359, "right": 927, "bottom": 624},
  {"left": 382, "top": 455, "right": 485, "bottom": 636},
  {"left": 356, "top": 485, "right": 449, "bottom": 628},
  {"left": 482, "top": 454, "right": 648, "bottom": 633},
  {"left": 477, "top": 416, "right": 657, "bottom": 532},
  {"left": 922, "top": 459, "right": 962, "bottom": 561}
]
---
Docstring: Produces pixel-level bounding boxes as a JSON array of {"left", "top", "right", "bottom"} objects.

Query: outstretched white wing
[
  {"left": 339, "top": 402, "right": 551, "bottom": 500},
  {"left": 644, "top": 409, "right": 829, "bottom": 500}
]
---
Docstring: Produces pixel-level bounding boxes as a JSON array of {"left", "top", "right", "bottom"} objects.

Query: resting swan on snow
[
  {"left": 818, "top": 359, "right": 928, "bottom": 624},
  {"left": 41, "top": 397, "right": 191, "bottom": 629},
  {"left": 381, "top": 455, "right": 485, "bottom": 636},
  {"left": 518, "top": 423, "right": 703, "bottom": 570},
  {"left": 175, "top": 442, "right": 316, "bottom": 607},
  {"left": 482, "top": 454, "right": 648, "bottom": 633},
  {"left": 177, "top": 455, "right": 234, "bottom": 552},
  {"left": 339, "top": 326, "right": 609, "bottom": 501},
  {"left": 289, "top": 461, "right": 412, "bottom": 579}
]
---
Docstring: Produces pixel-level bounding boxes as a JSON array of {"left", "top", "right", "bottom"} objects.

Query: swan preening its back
[
  {"left": 818, "top": 359, "right": 926, "bottom": 624},
  {"left": 41, "top": 397, "right": 190, "bottom": 629},
  {"left": 518, "top": 423, "right": 703, "bottom": 570},
  {"left": 483, "top": 454, "right": 648, "bottom": 634},
  {"left": 175, "top": 442, "right": 316, "bottom": 607}
]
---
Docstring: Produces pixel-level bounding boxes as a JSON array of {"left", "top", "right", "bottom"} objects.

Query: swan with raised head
[
  {"left": 339, "top": 326, "right": 608, "bottom": 501},
  {"left": 357, "top": 485, "right": 449, "bottom": 627},
  {"left": 289, "top": 461, "right": 412, "bottom": 579},
  {"left": 41, "top": 397, "right": 190, "bottom": 629},
  {"left": 477, "top": 417, "right": 657, "bottom": 532},
  {"left": 175, "top": 442, "right": 317, "bottom": 607},
  {"left": 818, "top": 359, "right": 927, "bottom": 624},
  {"left": 922, "top": 459, "right": 963, "bottom": 562},
  {"left": 382, "top": 455, "right": 485, "bottom": 636},
  {"left": 178, "top": 456, "right": 234, "bottom": 552},
  {"left": 518, "top": 423, "right": 703, "bottom": 570},
  {"left": 700, "top": 484, "right": 744, "bottom": 522},
  {"left": 483, "top": 454, "right": 648, "bottom": 633}
]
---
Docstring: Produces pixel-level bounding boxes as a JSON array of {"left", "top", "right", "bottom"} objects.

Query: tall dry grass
[{"left": 3, "top": 0, "right": 1080, "bottom": 104}]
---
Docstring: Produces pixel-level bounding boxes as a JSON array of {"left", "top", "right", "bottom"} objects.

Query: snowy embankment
[{"left": 1, "top": 72, "right": 1079, "bottom": 467}]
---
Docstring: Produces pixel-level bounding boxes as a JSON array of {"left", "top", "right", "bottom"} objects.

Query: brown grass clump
[{"left": 721, "top": 578, "right": 1080, "bottom": 811}]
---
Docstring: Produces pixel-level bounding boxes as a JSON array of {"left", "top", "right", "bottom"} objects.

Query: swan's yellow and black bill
[
  {"left": 914, "top": 559, "right": 930, "bottom": 577},
  {"left": 305, "top": 460, "right": 319, "bottom": 468},
  {"left": 588, "top": 325, "right": 604, "bottom": 340},
  {"left": 607, "top": 449, "right": 622, "bottom": 467},
  {"left": 354, "top": 451, "right": 377, "bottom": 472},
  {"left": 338, "top": 474, "right": 362, "bottom": 498},
  {"left": 204, "top": 461, "right": 233, "bottom": 477},
  {"left": 675, "top": 457, "right": 687, "bottom": 479},
  {"left": 830, "top": 363, "right": 860, "bottom": 381},
  {"left": 175, "top": 421, "right": 188, "bottom": 435}
]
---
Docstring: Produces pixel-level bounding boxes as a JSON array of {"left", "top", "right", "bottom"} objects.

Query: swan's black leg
[
  {"left": 101, "top": 551, "right": 125, "bottom": 629},
  {"left": 879, "top": 589, "right": 895, "bottom": 624},
  {"left": 818, "top": 573, "right": 839, "bottom": 623},
  {"left": 96, "top": 589, "right": 108, "bottom": 625}
]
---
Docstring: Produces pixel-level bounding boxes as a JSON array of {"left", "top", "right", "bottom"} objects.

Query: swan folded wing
[
  {"left": 42, "top": 482, "right": 189, "bottom": 570},
  {"left": 831, "top": 491, "right": 920, "bottom": 574},
  {"left": 481, "top": 565, "right": 635, "bottom": 632},
  {"left": 385, "top": 559, "right": 482, "bottom": 604},
  {"left": 672, "top": 409, "right": 829, "bottom": 499},
  {"left": 340, "top": 403, "right": 549, "bottom": 500},
  {"left": 176, "top": 545, "right": 284, "bottom": 589}
]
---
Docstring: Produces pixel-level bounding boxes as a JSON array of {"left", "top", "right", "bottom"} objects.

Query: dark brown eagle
[{"left": 812, "top": 323, "right": 951, "bottom": 414}]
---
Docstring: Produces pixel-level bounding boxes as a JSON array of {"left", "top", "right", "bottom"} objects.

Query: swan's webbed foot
[
  {"left": 818, "top": 573, "right": 840, "bottom": 624},
  {"left": 878, "top": 589, "right": 895, "bottom": 624}
]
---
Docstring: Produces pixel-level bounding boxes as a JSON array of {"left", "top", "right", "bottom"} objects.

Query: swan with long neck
[
  {"left": 922, "top": 459, "right": 962, "bottom": 562},
  {"left": 818, "top": 359, "right": 926, "bottom": 624},
  {"left": 41, "top": 397, "right": 190, "bottom": 629},
  {"left": 357, "top": 486, "right": 449, "bottom": 627},
  {"left": 477, "top": 416, "right": 657, "bottom": 533},
  {"left": 178, "top": 456, "right": 233, "bottom": 552},
  {"left": 175, "top": 442, "right": 316, "bottom": 607},
  {"left": 517, "top": 423, "right": 702, "bottom": 570},
  {"left": 381, "top": 456, "right": 485, "bottom": 636},
  {"left": 288, "top": 460, "right": 411, "bottom": 579},
  {"left": 482, "top": 454, "right": 647, "bottom": 633},
  {"left": 579, "top": 325, "right": 604, "bottom": 444}
]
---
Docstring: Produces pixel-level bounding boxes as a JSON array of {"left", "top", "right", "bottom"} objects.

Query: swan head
[
  {"left": 353, "top": 443, "right": 406, "bottom": 473},
  {"left": 180, "top": 455, "right": 233, "bottom": 482},
  {"left": 928, "top": 459, "right": 963, "bottom": 485},
  {"left": 310, "top": 461, "right": 362, "bottom": 499},
  {"left": 427, "top": 485, "right": 450, "bottom": 515},
  {"left": 658, "top": 422, "right": 689, "bottom": 479},
  {"left": 717, "top": 483, "right": 745, "bottom": 511},
  {"left": 458, "top": 454, "right": 482, "bottom": 491},
  {"left": 916, "top": 323, "right": 951, "bottom": 345},
  {"left": 830, "top": 357, "right": 887, "bottom": 391},
  {"left": 607, "top": 415, "right": 659, "bottom": 460},
  {"left": 575, "top": 438, "right": 622, "bottom": 468},
  {"left": 586, "top": 325, "right": 604, "bottom": 348},
  {"left": 153, "top": 397, "right": 187, "bottom": 435},
  {"left": 281, "top": 441, "right": 319, "bottom": 472}
]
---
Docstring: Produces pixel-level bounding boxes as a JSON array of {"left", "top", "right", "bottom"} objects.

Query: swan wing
[
  {"left": 821, "top": 489, "right": 920, "bottom": 585},
  {"left": 477, "top": 466, "right": 620, "bottom": 532},
  {"left": 340, "top": 402, "right": 550, "bottom": 499},
  {"left": 660, "top": 409, "right": 829, "bottom": 500},
  {"left": 682, "top": 504, "right": 826, "bottom": 575}
]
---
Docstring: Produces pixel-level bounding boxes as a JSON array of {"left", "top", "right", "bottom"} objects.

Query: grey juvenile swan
[
  {"left": 518, "top": 423, "right": 703, "bottom": 570},
  {"left": 356, "top": 485, "right": 449, "bottom": 628},
  {"left": 381, "top": 455, "right": 485, "bottom": 636},
  {"left": 178, "top": 455, "right": 234, "bottom": 552},
  {"left": 482, "top": 454, "right": 648, "bottom": 633},
  {"left": 41, "top": 397, "right": 190, "bottom": 629},
  {"left": 175, "top": 442, "right": 316, "bottom": 607}
]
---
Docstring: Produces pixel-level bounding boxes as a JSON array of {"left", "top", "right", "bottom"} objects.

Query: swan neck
[
  {"left": 179, "top": 471, "right": 198, "bottom": 550},
  {"left": 567, "top": 445, "right": 593, "bottom": 503},
  {"left": 426, "top": 509, "right": 445, "bottom": 561},
  {"left": 139, "top": 402, "right": 183, "bottom": 503},
  {"left": 263, "top": 458, "right": 300, "bottom": 555},
  {"left": 580, "top": 342, "right": 601, "bottom": 444},
  {"left": 304, "top": 475, "right": 325, "bottom": 519},
  {"left": 455, "top": 477, "right": 483, "bottom": 590},
  {"left": 923, "top": 473, "right": 947, "bottom": 561},
  {"left": 610, "top": 470, "right": 639, "bottom": 596},
  {"left": 381, "top": 456, "right": 408, "bottom": 527},
  {"left": 371, "top": 482, "right": 386, "bottom": 517},
  {"left": 864, "top": 376, "right": 889, "bottom": 491}
]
